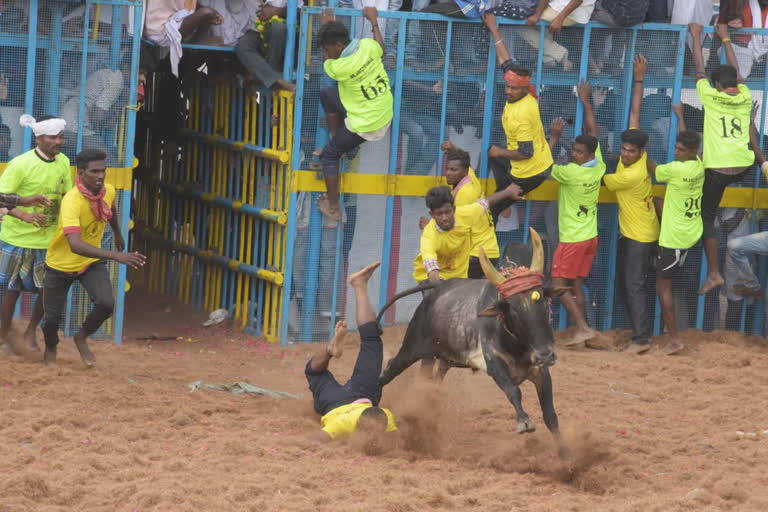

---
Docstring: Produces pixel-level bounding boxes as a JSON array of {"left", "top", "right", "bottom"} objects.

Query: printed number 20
[
  {"left": 719, "top": 116, "right": 743, "bottom": 138},
  {"left": 361, "top": 74, "right": 389, "bottom": 100}
]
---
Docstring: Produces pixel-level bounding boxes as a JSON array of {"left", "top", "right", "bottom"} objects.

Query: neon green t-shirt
[
  {"left": 320, "top": 403, "right": 397, "bottom": 439},
  {"left": 551, "top": 146, "right": 606, "bottom": 243},
  {"left": 324, "top": 38, "right": 394, "bottom": 134},
  {"left": 656, "top": 157, "right": 705, "bottom": 250},
  {"left": 696, "top": 79, "right": 754, "bottom": 169},
  {"left": 0, "top": 150, "right": 73, "bottom": 249}
]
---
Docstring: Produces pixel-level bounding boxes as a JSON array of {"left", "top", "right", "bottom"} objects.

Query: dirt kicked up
[{"left": 2, "top": 293, "right": 768, "bottom": 511}]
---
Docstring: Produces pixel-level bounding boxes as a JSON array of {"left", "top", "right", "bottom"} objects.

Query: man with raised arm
[
  {"left": 41, "top": 149, "right": 146, "bottom": 366},
  {"left": 306, "top": 261, "right": 397, "bottom": 444},
  {"left": 689, "top": 23, "right": 762, "bottom": 296},
  {"left": 315, "top": 7, "right": 393, "bottom": 222},
  {"left": 482, "top": 12, "right": 554, "bottom": 223},
  {"left": 646, "top": 106, "right": 705, "bottom": 355},
  {"left": 602, "top": 55, "right": 660, "bottom": 355},
  {"left": 546, "top": 79, "right": 605, "bottom": 347}
]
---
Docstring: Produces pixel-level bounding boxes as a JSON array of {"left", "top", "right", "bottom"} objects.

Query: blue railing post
[{"left": 22, "top": 0, "right": 39, "bottom": 151}]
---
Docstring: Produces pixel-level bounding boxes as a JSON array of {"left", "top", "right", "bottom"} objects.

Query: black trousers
[
  {"left": 305, "top": 321, "right": 383, "bottom": 416},
  {"left": 620, "top": 238, "right": 653, "bottom": 346},
  {"left": 488, "top": 156, "right": 551, "bottom": 224},
  {"left": 41, "top": 261, "right": 115, "bottom": 350},
  {"left": 319, "top": 85, "right": 366, "bottom": 177},
  {"left": 701, "top": 168, "right": 750, "bottom": 239}
]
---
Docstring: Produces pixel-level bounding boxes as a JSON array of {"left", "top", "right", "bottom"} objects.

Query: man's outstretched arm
[
  {"left": 689, "top": 23, "right": 707, "bottom": 80},
  {"left": 482, "top": 13, "right": 512, "bottom": 66},
  {"left": 629, "top": 54, "right": 647, "bottom": 129}
]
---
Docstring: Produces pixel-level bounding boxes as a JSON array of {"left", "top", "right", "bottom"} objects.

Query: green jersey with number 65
[
  {"left": 324, "top": 38, "right": 394, "bottom": 134},
  {"left": 696, "top": 79, "right": 754, "bottom": 169},
  {"left": 656, "top": 157, "right": 705, "bottom": 250}
]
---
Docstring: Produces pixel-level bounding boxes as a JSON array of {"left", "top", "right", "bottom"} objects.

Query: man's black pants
[
  {"left": 41, "top": 261, "right": 115, "bottom": 350},
  {"left": 305, "top": 321, "right": 383, "bottom": 416}
]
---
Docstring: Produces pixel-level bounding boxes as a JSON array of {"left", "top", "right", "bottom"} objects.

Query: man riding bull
[{"left": 307, "top": 261, "right": 397, "bottom": 443}]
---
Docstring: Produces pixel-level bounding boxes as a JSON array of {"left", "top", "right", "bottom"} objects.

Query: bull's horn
[
  {"left": 479, "top": 246, "right": 505, "bottom": 286},
  {"left": 529, "top": 227, "right": 544, "bottom": 273}
]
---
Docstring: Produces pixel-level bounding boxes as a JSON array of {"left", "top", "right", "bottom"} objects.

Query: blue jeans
[
  {"left": 400, "top": 113, "right": 441, "bottom": 175},
  {"left": 726, "top": 231, "right": 768, "bottom": 291}
]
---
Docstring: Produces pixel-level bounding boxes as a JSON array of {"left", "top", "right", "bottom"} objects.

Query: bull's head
[{"left": 477, "top": 228, "right": 568, "bottom": 368}]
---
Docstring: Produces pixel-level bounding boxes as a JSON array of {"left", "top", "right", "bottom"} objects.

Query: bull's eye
[{"left": 531, "top": 291, "right": 541, "bottom": 302}]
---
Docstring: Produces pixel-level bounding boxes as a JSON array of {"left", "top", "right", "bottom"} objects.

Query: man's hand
[
  {"left": 482, "top": 12, "right": 498, "bottom": 30},
  {"left": 549, "top": 15, "right": 565, "bottom": 34},
  {"left": 715, "top": 23, "right": 729, "bottom": 41},
  {"left": 441, "top": 140, "right": 456, "bottom": 152},
  {"left": 427, "top": 270, "right": 441, "bottom": 282},
  {"left": 591, "top": 86, "right": 608, "bottom": 108},
  {"left": 671, "top": 103, "right": 684, "bottom": 119},
  {"left": 488, "top": 145, "right": 505, "bottom": 159},
  {"left": 0, "top": 207, "right": 7, "bottom": 220},
  {"left": 19, "top": 194, "right": 50, "bottom": 208},
  {"left": 526, "top": 13, "right": 540, "bottom": 26},
  {"left": 431, "top": 80, "right": 443, "bottom": 95},
  {"left": 504, "top": 183, "right": 523, "bottom": 200},
  {"left": 688, "top": 23, "right": 703, "bottom": 39},
  {"left": 319, "top": 7, "right": 335, "bottom": 24},
  {"left": 18, "top": 211, "right": 46, "bottom": 227},
  {"left": 115, "top": 251, "right": 146, "bottom": 269},
  {"left": 577, "top": 78, "right": 591, "bottom": 105},
  {"left": 550, "top": 117, "right": 565, "bottom": 139},
  {"left": 259, "top": 4, "right": 283, "bottom": 21},
  {"left": 114, "top": 232, "right": 126, "bottom": 253},
  {"left": 362, "top": 6, "right": 378, "bottom": 24},
  {"left": 419, "top": 216, "right": 429, "bottom": 230},
  {"left": 633, "top": 54, "right": 648, "bottom": 80}
]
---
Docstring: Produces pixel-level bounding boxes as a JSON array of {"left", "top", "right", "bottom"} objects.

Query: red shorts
[{"left": 551, "top": 237, "right": 598, "bottom": 280}]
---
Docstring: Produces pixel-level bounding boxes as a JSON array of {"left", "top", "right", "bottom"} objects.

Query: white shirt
[
  {"left": 548, "top": 0, "right": 596, "bottom": 25},
  {"left": 198, "top": 0, "right": 304, "bottom": 47},
  {"left": 59, "top": 69, "right": 124, "bottom": 136}
]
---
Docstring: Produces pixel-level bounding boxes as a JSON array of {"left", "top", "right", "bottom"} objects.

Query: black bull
[{"left": 376, "top": 228, "right": 568, "bottom": 438}]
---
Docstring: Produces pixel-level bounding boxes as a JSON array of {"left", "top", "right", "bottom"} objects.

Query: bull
[{"left": 377, "top": 228, "right": 567, "bottom": 440}]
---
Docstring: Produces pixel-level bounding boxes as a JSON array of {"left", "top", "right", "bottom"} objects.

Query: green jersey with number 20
[
  {"left": 656, "top": 157, "right": 705, "bottom": 250},
  {"left": 696, "top": 79, "right": 754, "bottom": 169},
  {"left": 551, "top": 145, "right": 607, "bottom": 243},
  {"left": 324, "top": 38, "right": 394, "bottom": 134}
]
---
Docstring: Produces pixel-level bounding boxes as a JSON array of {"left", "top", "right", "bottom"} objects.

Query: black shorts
[
  {"left": 305, "top": 321, "right": 383, "bottom": 416},
  {"left": 656, "top": 247, "right": 689, "bottom": 279}
]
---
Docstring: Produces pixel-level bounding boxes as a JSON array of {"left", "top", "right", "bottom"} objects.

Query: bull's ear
[
  {"left": 478, "top": 303, "right": 502, "bottom": 317},
  {"left": 544, "top": 286, "right": 571, "bottom": 298}
]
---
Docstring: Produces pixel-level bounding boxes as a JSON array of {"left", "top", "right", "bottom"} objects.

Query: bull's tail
[{"left": 375, "top": 281, "right": 439, "bottom": 327}]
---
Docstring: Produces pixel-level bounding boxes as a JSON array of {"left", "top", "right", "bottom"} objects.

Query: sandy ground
[{"left": 2, "top": 292, "right": 768, "bottom": 511}]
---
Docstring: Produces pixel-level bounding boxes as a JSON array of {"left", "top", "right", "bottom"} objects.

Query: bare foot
[
  {"left": 698, "top": 273, "right": 724, "bottom": 295},
  {"left": 0, "top": 337, "right": 16, "bottom": 357},
  {"left": 273, "top": 79, "right": 296, "bottom": 93},
  {"left": 662, "top": 337, "right": 684, "bottom": 355},
  {"left": 316, "top": 194, "right": 341, "bottom": 221},
  {"left": 563, "top": 328, "right": 598, "bottom": 347},
  {"left": 327, "top": 320, "right": 347, "bottom": 358},
  {"left": 349, "top": 261, "right": 381, "bottom": 287},
  {"left": 43, "top": 348, "right": 56, "bottom": 366},
  {"left": 622, "top": 343, "right": 650, "bottom": 355},
  {"left": 73, "top": 334, "right": 95, "bottom": 367},
  {"left": 24, "top": 330, "right": 40, "bottom": 352},
  {"left": 731, "top": 284, "right": 762, "bottom": 298}
]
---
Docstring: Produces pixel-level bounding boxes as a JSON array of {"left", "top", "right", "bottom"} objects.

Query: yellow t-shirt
[
  {"left": 320, "top": 403, "right": 397, "bottom": 439},
  {"left": 501, "top": 95, "right": 554, "bottom": 179},
  {"left": 453, "top": 168, "right": 499, "bottom": 259},
  {"left": 413, "top": 203, "right": 486, "bottom": 281},
  {"left": 602, "top": 151, "right": 659, "bottom": 243},
  {"left": 46, "top": 184, "right": 116, "bottom": 272}
]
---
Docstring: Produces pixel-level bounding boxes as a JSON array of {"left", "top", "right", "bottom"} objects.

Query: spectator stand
[{"left": 0, "top": 0, "right": 142, "bottom": 343}]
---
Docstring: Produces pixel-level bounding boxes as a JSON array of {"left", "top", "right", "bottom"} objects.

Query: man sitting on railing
[
  {"left": 481, "top": 12, "right": 554, "bottom": 224},
  {"left": 197, "top": 0, "right": 299, "bottom": 92},
  {"left": 315, "top": 7, "right": 393, "bottom": 222}
]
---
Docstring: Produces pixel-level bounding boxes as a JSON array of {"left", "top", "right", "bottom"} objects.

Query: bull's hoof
[{"left": 516, "top": 418, "right": 536, "bottom": 434}]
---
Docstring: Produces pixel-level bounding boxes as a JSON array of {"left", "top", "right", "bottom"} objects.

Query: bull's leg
[
  {"left": 485, "top": 359, "right": 536, "bottom": 434},
  {"left": 379, "top": 324, "right": 435, "bottom": 387},
  {"left": 435, "top": 358, "right": 452, "bottom": 382},
  {"left": 532, "top": 367, "right": 568, "bottom": 458}
]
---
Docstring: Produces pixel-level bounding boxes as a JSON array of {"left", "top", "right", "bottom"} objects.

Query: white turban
[{"left": 19, "top": 114, "right": 66, "bottom": 137}]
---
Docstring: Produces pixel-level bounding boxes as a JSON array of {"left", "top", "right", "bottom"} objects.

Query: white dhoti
[{"left": 148, "top": 9, "right": 194, "bottom": 77}]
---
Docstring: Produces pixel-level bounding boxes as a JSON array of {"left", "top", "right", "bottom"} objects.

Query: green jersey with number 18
[
  {"left": 656, "top": 157, "right": 705, "bottom": 250},
  {"left": 324, "top": 38, "right": 394, "bottom": 134},
  {"left": 696, "top": 79, "right": 754, "bottom": 169}
]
